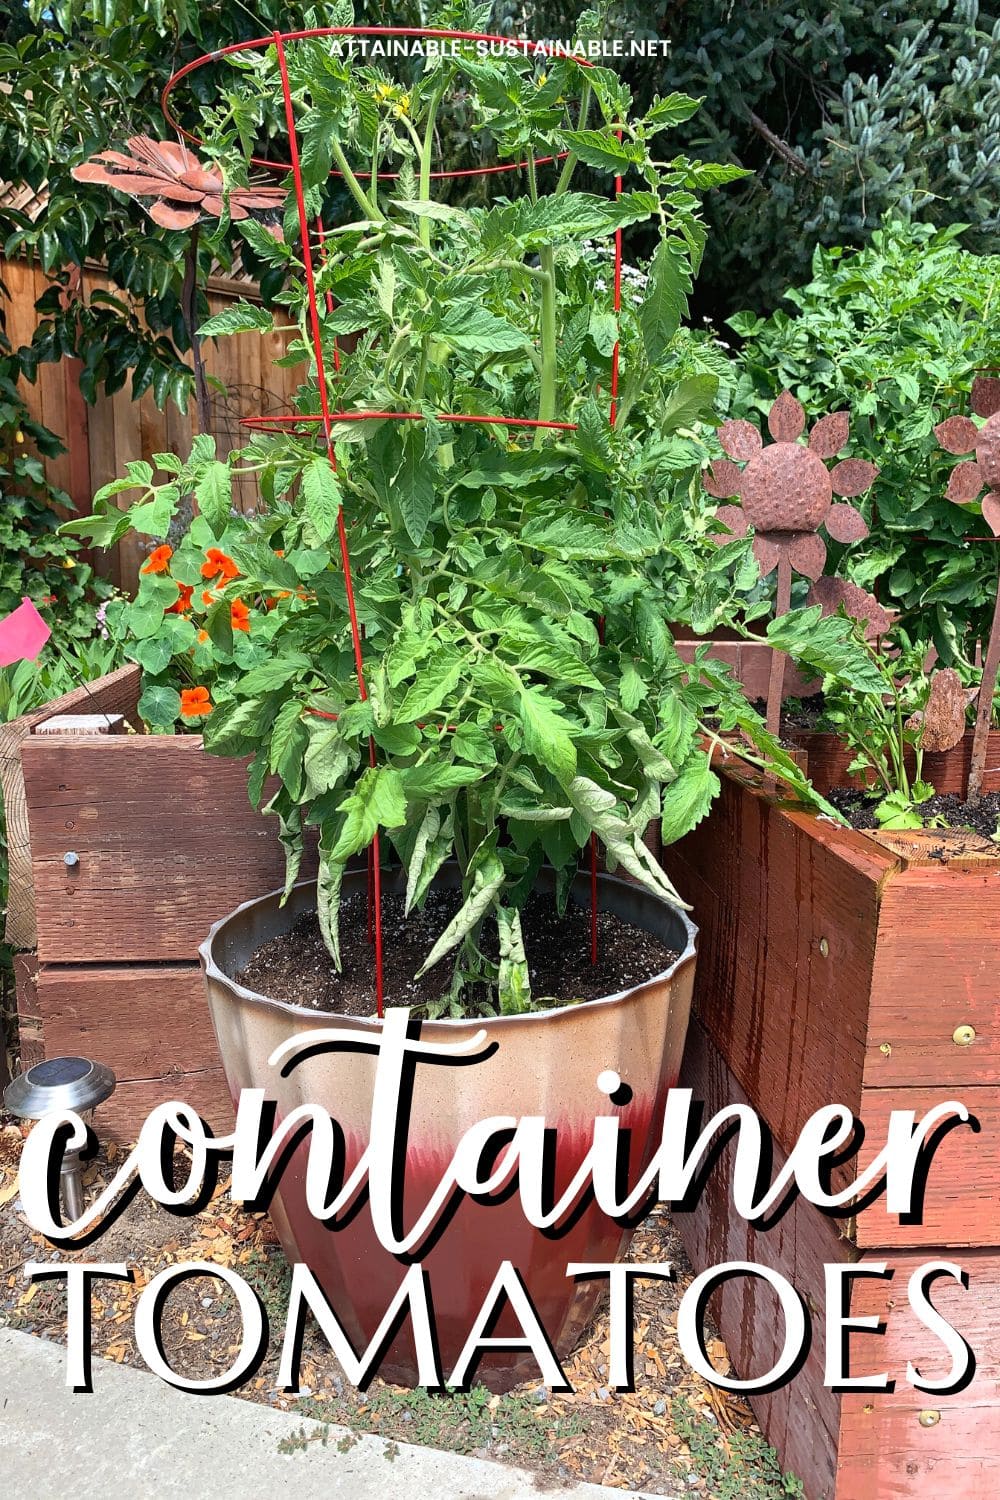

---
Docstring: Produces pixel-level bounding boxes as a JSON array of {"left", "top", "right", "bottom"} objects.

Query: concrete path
[{"left": 0, "top": 1326, "right": 661, "bottom": 1499}]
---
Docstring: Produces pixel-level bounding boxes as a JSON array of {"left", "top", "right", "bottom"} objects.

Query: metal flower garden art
[
  {"left": 934, "top": 373, "right": 1000, "bottom": 800},
  {"left": 71, "top": 135, "right": 285, "bottom": 229},
  {"left": 704, "top": 391, "right": 879, "bottom": 735}
]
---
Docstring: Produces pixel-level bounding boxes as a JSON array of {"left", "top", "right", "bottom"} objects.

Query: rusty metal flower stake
[
  {"left": 704, "top": 391, "right": 879, "bottom": 740},
  {"left": 70, "top": 135, "right": 285, "bottom": 228},
  {"left": 934, "top": 373, "right": 1000, "bottom": 802},
  {"left": 71, "top": 136, "right": 284, "bottom": 434}
]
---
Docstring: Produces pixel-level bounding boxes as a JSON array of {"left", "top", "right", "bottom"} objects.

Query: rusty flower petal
[
  {"left": 981, "top": 491, "right": 1000, "bottom": 537},
  {"left": 149, "top": 201, "right": 202, "bottom": 230},
  {"left": 806, "top": 576, "right": 895, "bottom": 639},
  {"left": 71, "top": 159, "right": 141, "bottom": 185},
  {"left": 808, "top": 411, "right": 850, "bottom": 459},
  {"left": 908, "top": 668, "right": 968, "bottom": 753},
  {"left": 934, "top": 415, "right": 979, "bottom": 455},
  {"left": 825, "top": 502, "right": 869, "bottom": 543},
  {"left": 232, "top": 185, "right": 287, "bottom": 212},
  {"left": 977, "top": 418, "right": 1000, "bottom": 490},
  {"left": 177, "top": 166, "right": 224, "bottom": 192},
  {"left": 702, "top": 459, "right": 743, "bottom": 499},
  {"left": 70, "top": 132, "right": 282, "bottom": 231},
  {"left": 718, "top": 419, "right": 762, "bottom": 462},
  {"left": 767, "top": 390, "right": 806, "bottom": 443},
  {"left": 751, "top": 533, "right": 782, "bottom": 577},
  {"left": 787, "top": 531, "right": 827, "bottom": 580},
  {"left": 945, "top": 459, "right": 984, "bottom": 503},
  {"left": 972, "top": 375, "right": 1000, "bottom": 419},
  {"left": 830, "top": 458, "right": 878, "bottom": 498},
  {"left": 709, "top": 504, "right": 750, "bottom": 544}
]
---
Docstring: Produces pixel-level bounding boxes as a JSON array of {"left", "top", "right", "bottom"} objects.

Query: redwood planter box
[
  {"left": 661, "top": 759, "right": 1000, "bottom": 1500},
  {"left": 3, "top": 665, "right": 316, "bottom": 1142},
  {"left": 787, "top": 726, "right": 1000, "bottom": 796}
]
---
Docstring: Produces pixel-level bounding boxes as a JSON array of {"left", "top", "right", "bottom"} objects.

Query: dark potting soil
[
  {"left": 237, "top": 888, "right": 679, "bottom": 1018},
  {"left": 775, "top": 694, "right": 828, "bottom": 732},
  {"left": 828, "top": 786, "right": 1000, "bottom": 837},
  {"left": 747, "top": 694, "right": 829, "bottom": 738}
]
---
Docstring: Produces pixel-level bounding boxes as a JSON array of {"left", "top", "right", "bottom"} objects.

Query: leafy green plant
[
  {"left": 0, "top": 356, "right": 112, "bottom": 644},
  {"left": 526, "top": 0, "right": 1000, "bottom": 315},
  {"left": 730, "top": 220, "right": 1000, "bottom": 666},
  {"left": 766, "top": 608, "right": 974, "bottom": 828},
  {"left": 669, "top": 1395, "right": 804, "bottom": 1499},
  {"left": 0, "top": 0, "right": 500, "bottom": 423},
  {"left": 67, "top": 13, "right": 834, "bottom": 1017}
]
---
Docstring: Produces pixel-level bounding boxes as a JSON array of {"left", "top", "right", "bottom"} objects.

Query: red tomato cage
[{"left": 162, "top": 28, "right": 627, "bottom": 1013}]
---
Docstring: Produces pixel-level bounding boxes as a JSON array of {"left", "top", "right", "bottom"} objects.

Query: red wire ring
[{"left": 161, "top": 26, "right": 593, "bottom": 181}]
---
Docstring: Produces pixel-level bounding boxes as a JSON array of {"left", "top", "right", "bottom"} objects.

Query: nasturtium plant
[{"left": 66, "top": 10, "right": 835, "bottom": 1015}]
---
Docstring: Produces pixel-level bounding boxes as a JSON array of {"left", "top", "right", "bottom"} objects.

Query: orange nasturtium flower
[
  {"left": 197, "top": 629, "right": 209, "bottom": 644},
  {"left": 165, "top": 581, "right": 194, "bottom": 615},
  {"left": 201, "top": 547, "right": 239, "bottom": 583},
  {"left": 180, "top": 686, "right": 212, "bottom": 718},
  {"left": 142, "top": 544, "right": 173, "bottom": 574},
  {"left": 230, "top": 598, "right": 251, "bottom": 632},
  {"left": 201, "top": 590, "right": 216, "bottom": 606}
]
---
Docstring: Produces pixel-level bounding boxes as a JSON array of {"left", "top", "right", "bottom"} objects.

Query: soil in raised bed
[
  {"left": 237, "top": 888, "right": 679, "bottom": 1018},
  {"left": 775, "top": 693, "right": 828, "bottom": 731},
  {"left": 828, "top": 786, "right": 1000, "bottom": 837}
]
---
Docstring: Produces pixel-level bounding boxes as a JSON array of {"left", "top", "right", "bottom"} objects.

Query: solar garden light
[{"left": 3, "top": 1057, "right": 116, "bottom": 1221}]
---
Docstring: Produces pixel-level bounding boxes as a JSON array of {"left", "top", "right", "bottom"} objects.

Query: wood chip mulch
[{"left": 0, "top": 1119, "right": 800, "bottom": 1498}]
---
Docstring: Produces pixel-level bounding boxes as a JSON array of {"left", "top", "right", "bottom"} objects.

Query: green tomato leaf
[
  {"left": 301, "top": 456, "right": 342, "bottom": 542},
  {"left": 658, "top": 754, "right": 721, "bottom": 845},
  {"left": 516, "top": 684, "right": 577, "bottom": 784},
  {"left": 330, "top": 766, "right": 407, "bottom": 861},
  {"left": 640, "top": 237, "right": 692, "bottom": 366},
  {"left": 395, "top": 648, "right": 462, "bottom": 723},
  {"left": 395, "top": 425, "right": 435, "bottom": 545},
  {"left": 198, "top": 300, "right": 274, "bottom": 337},
  {"left": 195, "top": 460, "right": 232, "bottom": 539}
]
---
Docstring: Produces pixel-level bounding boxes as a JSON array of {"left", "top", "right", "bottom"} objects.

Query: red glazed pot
[{"left": 200, "top": 864, "right": 697, "bottom": 1390}]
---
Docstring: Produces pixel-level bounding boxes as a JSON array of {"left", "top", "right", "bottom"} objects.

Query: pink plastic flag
[{"left": 0, "top": 597, "right": 52, "bottom": 667}]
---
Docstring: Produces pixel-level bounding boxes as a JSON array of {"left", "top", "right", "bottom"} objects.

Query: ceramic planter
[{"left": 200, "top": 864, "right": 697, "bottom": 1390}]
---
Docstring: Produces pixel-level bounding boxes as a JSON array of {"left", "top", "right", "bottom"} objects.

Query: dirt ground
[{"left": 0, "top": 1119, "right": 802, "bottom": 1498}]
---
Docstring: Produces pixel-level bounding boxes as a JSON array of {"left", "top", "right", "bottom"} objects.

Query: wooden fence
[{"left": 3, "top": 257, "right": 299, "bottom": 590}]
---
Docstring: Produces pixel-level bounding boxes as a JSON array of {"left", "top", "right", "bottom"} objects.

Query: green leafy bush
[
  {"left": 730, "top": 220, "right": 1000, "bottom": 666},
  {"left": 0, "top": 354, "right": 112, "bottom": 644},
  {"left": 525, "top": 0, "right": 1000, "bottom": 315}
]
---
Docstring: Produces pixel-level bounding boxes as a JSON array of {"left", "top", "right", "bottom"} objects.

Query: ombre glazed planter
[{"left": 200, "top": 863, "right": 697, "bottom": 1390}]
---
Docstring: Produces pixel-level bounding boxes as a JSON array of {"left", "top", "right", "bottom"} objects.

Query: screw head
[
  {"left": 63, "top": 851, "right": 80, "bottom": 868},
  {"left": 918, "top": 1410, "right": 941, "bottom": 1428},
  {"left": 819, "top": 937, "right": 830, "bottom": 957},
  {"left": 952, "top": 1024, "right": 976, "bottom": 1047}
]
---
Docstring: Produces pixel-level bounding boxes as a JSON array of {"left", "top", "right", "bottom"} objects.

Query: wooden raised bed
[
  {"left": 662, "top": 755, "right": 1000, "bottom": 1499},
  {"left": 3, "top": 665, "right": 315, "bottom": 1141},
  {"left": 787, "top": 726, "right": 1000, "bottom": 797}
]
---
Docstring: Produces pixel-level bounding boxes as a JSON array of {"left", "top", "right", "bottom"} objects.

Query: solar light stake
[{"left": 3, "top": 1056, "right": 116, "bottom": 1222}]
